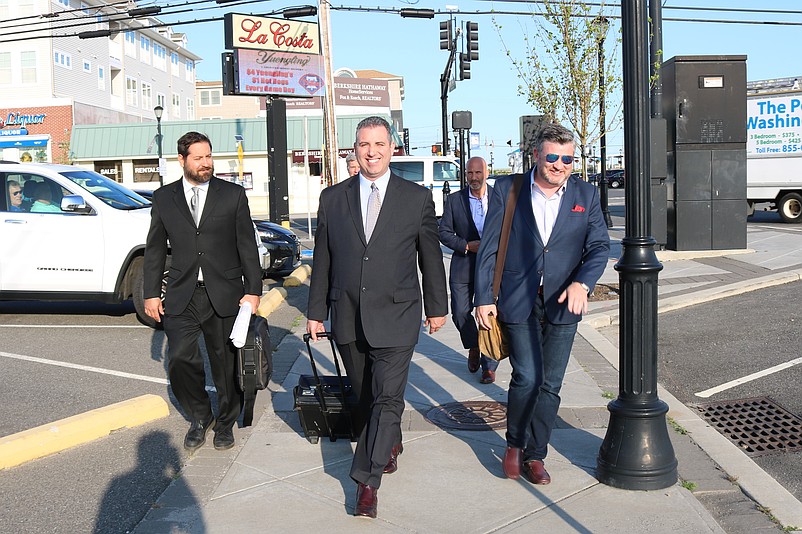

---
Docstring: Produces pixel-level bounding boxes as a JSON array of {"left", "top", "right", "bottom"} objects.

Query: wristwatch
[{"left": 577, "top": 282, "right": 590, "bottom": 293}]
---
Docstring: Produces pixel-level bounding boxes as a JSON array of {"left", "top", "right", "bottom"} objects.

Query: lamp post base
[{"left": 596, "top": 398, "right": 678, "bottom": 490}]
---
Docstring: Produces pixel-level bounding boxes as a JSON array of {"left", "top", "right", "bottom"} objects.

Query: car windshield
[{"left": 60, "top": 170, "right": 150, "bottom": 210}]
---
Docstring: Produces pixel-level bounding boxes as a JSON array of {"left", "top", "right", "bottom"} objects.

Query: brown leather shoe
[
  {"left": 503, "top": 446, "right": 522, "bottom": 479},
  {"left": 354, "top": 483, "right": 378, "bottom": 518},
  {"left": 522, "top": 459, "right": 551, "bottom": 485},
  {"left": 468, "top": 347, "right": 480, "bottom": 373},
  {"left": 383, "top": 443, "right": 404, "bottom": 474},
  {"left": 480, "top": 369, "right": 495, "bottom": 384}
]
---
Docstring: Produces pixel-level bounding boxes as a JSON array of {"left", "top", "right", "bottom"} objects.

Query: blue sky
[{"left": 165, "top": 1, "right": 801, "bottom": 165}]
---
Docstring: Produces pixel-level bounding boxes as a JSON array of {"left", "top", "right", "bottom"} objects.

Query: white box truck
[{"left": 747, "top": 77, "right": 802, "bottom": 222}]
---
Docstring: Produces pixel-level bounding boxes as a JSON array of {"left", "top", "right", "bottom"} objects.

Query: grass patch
[
  {"left": 680, "top": 480, "right": 697, "bottom": 492},
  {"left": 667, "top": 416, "right": 688, "bottom": 435},
  {"left": 601, "top": 391, "right": 615, "bottom": 400}
]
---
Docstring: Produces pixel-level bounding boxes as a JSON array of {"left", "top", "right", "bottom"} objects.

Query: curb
[
  {"left": 283, "top": 264, "right": 312, "bottom": 288},
  {"left": 0, "top": 394, "right": 169, "bottom": 470},
  {"left": 257, "top": 286, "right": 288, "bottom": 317}
]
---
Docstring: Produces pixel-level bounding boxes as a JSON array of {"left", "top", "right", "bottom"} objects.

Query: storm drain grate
[
  {"left": 425, "top": 401, "right": 507, "bottom": 431},
  {"left": 695, "top": 396, "right": 802, "bottom": 457}
]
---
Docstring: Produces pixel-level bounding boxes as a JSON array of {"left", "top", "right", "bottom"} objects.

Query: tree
[{"left": 494, "top": 0, "right": 621, "bottom": 179}]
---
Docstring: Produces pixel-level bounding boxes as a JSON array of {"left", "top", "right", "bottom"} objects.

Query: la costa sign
[{"left": 225, "top": 14, "right": 320, "bottom": 55}]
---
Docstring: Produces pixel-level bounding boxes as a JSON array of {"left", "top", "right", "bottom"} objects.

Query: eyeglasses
[
  {"left": 544, "top": 154, "right": 575, "bottom": 165},
  {"left": 10, "top": 190, "right": 22, "bottom": 196}
]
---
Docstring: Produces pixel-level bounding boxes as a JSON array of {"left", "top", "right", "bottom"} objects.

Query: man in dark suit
[
  {"left": 439, "top": 156, "right": 499, "bottom": 383},
  {"left": 143, "top": 131, "right": 262, "bottom": 453},
  {"left": 475, "top": 123, "right": 609, "bottom": 485},
  {"left": 307, "top": 116, "right": 447, "bottom": 519}
]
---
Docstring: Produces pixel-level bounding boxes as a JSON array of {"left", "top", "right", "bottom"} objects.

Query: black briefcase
[
  {"left": 237, "top": 315, "right": 272, "bottom": 427},
  {"left": 294, "top": 333, "right": 358, "bottom": 444}
]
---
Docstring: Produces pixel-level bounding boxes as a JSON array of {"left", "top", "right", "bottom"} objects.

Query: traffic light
[
  {"left": 466, "top": 21, "right": 479, "bottom": 61},
  {"left": 432, "top": 143, "right": 442, "bottom": 155},
  {"left": 439, "top": 20, "right": 453, "bottom": 50},
  {"left": 459, "top": 53, "right": 471, "bottom": 80}
]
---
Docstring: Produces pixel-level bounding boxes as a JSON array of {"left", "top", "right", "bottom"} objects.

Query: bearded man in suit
[
  {"left": 143, "top": 131, "right": 262, "bottom": 453},
  {"left": 307, "top": 116, "right": 447, "bottom": 519}
]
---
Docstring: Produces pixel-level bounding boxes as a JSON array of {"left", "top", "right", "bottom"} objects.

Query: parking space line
[
  {"left": 0, "top": 351, "right": 217, "bottom": 392},
  {"left": 695, "top": 356, "right": 802, "bottom": 398}
]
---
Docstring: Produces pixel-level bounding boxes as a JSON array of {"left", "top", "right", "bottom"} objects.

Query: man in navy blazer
[
  {"left": 439, "top": 156, "right": 499, "bottom": 383},
  {"left": 475, "top": 123, "right": 609, "bottom": 485}
]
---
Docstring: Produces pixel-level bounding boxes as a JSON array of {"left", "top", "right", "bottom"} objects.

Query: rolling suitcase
[{"left": 294, "top": 332, "right": 358, "bottom": 444}]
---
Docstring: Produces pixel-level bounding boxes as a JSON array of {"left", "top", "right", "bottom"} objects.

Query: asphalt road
[{"left": 0, "top": 275, "right": 309, "bottom": 534}]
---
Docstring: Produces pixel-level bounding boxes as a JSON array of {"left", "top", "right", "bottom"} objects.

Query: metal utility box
[{"left": 663, "top": 55, "right": 747, "bottom": 251}]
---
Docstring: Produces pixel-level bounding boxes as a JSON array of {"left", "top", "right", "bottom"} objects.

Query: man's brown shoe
[
  {"left": 383, "top": 443, "right": 404, "bottom": 474},
  {"left": 467, "top": 347, "right": 481, "bottom": 373},
  {"left": 480, "top": 369, "right": 495, "bottom": 384},
  {"left": 503, "top": 446, "right": 522, "bottom": 479},
  {"left": 354, "top": 483, "right": 378, "bottom": 518},
  {"left": 522, "top": 459, "right": 551, "bottom": 485}
]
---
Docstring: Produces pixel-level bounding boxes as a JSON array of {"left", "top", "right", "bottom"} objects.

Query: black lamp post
[
  {"left": 594, "top": 16, "right": 613, "bottom": 228},
  {"left": 153, "top": 105, "right": 164, "bottom": 187},
  {"left": 595, "top": 0, "right": 677, "bottom": 490}
]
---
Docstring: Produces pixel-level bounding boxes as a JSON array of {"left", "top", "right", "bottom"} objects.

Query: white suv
[{"left": 1, "top": 162, "right": 268, "bottom": 327}]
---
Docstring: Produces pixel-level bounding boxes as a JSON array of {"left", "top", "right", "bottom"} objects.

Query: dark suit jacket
[
  {"left": 143, "top": 177, "right": 262, "bottom": 317},
  {"left": 307, "top": 173, "right": 448, "bottom": 348},
  {"left": 438, "top": 185, "right": 494, "bottom": 285},
  {"left": 474, "top": 170, "right": 609, "bottom": 325}
]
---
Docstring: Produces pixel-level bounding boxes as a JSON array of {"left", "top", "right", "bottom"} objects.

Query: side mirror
[{"left": 61, "top": 194, "right": 91, "bottom": 213}]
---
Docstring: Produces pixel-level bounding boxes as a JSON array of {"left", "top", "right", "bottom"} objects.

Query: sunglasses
[
  {"left": 10, "top": 191, "right": 22, "bottom": 196},
  {"left": 544, "top": 154, "right": 575, "bottom": 165}
]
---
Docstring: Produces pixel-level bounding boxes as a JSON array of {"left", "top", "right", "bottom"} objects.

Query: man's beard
[{"left": 185, "top": 166, "right": 214, "bottom": 184}]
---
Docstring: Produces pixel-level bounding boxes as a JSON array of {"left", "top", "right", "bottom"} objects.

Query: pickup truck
[{"left": 0, "top": 162, "right": 267, "bottom": 327}]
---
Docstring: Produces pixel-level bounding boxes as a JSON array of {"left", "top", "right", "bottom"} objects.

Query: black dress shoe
[
  {"left": 522, "top": 459, "right": 551, "bottom": 485},
  {"left": 213, "top": 427, "right": 235, "bottom": 450},
  {"left": 184, "top": 416, "right": 215, "bottom": 452},
  {"left": 467, "top": 347, "right": 481, "bottom": 373},
  {"left": 383, "top": 443, "right": 404, "bottom": 474},
  {"left": 354, "top": 483, "right": 378, "bottom": 518}
]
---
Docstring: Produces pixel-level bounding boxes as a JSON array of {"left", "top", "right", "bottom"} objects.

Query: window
[
  {"left": 156, "top": 93, "right": 165, "bottom": 108},
  {"left": 433, "top": 161, "right": 459, "bottom": 182},
  {"left": 83, "top": 59, "right": 91, "bottom": 73},
  {"left": 185, "top": 59, "right": 194, "bottom": 82},
  {"left": 56, "top": 0, "right": 69, "bottom": 6},
  {"left": 21, "top": 51, "right": 36, "bottom": 83},
  {"left": 389, "top": 161, "right": 425, "bottom": 182},
  {"left": 172, "top": 93, "right": 180, "bottom": 118},
  {"left": 124, "top": 31, "right": 136, "bottom": 57},
  {"left": 186, "top": 98, "right": 195, "bottom": 120},
  {"left": 0, "top": 52, "right": 10, "bottom": 85},
  {"left": 126, "top": 76, "right": 138, "bottom": 107},
  {"left": 199, "top": 89, "right": 221, "bottom": 107},
  {"left": 98, "top": 66, "right": 105, "bottom": 90},
  {"left": 141, "top": 82, "right": 152, "bottom": 110},
  {"left": 140, "top": 36, "right": 150, "bottom": 64},
  {"left": 153, "top": 43, "right": 167, "bottom": 71},
  {"left": 53, "top": 50, "right": 72, "bottom": 69},
  {"left": 0, "top": 0, "right": 10, "bottom": 19},
  {"left": 19, "top": 0, "right": 36, "bottom": 16},
  {"left": 170, "top": 52, "right": 179, "bottom": 76}
]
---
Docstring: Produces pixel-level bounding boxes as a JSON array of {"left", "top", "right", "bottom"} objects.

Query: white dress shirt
[
  {"left": 184, "top": 178, "right": 210, "bottom": 280},
  {"left": 530, "top": 169, "right": 566, "bottom": 246},
  {"left": 468, "top": 190, "right": 488, "bottom": 238}
]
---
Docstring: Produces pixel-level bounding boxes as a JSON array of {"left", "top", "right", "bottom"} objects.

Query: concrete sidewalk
[{"left": 133, "top": 219, "right": 802, "bottom": 533}]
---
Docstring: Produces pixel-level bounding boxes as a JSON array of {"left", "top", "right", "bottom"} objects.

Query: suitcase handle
[{"left": 302, "top": 332, "right": 350, "bottom": 415}]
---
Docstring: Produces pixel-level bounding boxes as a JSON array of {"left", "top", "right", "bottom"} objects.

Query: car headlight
[{"left": 257, "top": 228, "right": 280, "bottom": 240}]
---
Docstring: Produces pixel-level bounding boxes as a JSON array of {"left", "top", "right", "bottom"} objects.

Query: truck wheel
[
  {"left": 747, "top": 201, "right": 755, "bottom": 217},
  {"left": 132, "top": 264, "right": 162, "bottom": 329},
  {"left": 778, "top": 192, "right": 802, "bottom": 223}
]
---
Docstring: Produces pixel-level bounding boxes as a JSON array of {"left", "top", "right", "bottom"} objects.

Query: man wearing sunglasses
[
  {"left": 474, "top": 122, "right": 609, "bottom": 485},
  {"left": 7, "top": 180, "right": 24, "bottom": 212}
]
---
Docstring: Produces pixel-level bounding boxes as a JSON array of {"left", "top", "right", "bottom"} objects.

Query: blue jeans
[{"left": 503, "top": 295, "right": 577, "bottom": 461}]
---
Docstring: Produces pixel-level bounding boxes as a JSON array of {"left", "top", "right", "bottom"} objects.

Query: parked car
[
  {"left": 605, "top": 170, "right": 625, "bottom": 189},
  {"left": 133, "top": 189, "right": 300, "bottom": 278}
]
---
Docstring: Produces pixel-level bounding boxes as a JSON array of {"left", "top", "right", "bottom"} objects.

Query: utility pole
[{"left": 319, "top": 0, "right": 338, "bottom": 186}]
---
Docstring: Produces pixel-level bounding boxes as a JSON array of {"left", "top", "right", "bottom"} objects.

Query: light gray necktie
[
  {"left": 364, "top": 183, "right": 381, "bottom": 241},
  {"left": 190, "top": 186, "right": 200, "bottom": 226}
]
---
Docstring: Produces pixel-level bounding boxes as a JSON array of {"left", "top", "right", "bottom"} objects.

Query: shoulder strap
[{"left": 492, "top": 175, "right": 525, "bottom": 299}]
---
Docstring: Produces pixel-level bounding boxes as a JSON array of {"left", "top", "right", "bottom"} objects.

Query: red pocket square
[{"left": 571, "top": 204, "right": 585, "bottom": 213}]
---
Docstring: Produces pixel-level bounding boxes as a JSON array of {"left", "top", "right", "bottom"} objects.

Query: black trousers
[
  {"left": 164, "top": 286, "right": 242, "bottom": 430},
  {"left": 337, "top": 340, "right": 414, "bottom": 488}
]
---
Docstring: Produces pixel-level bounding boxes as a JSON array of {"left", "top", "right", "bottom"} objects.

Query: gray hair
[
  {"left": 535, "top": 123, "right": 575, "bottom": 152},
  {"left": 355, "top": 116, "right": 393, "bottom": 144},
  {"left": 345, "top": 152, "right": 357, "bottom": 164}
]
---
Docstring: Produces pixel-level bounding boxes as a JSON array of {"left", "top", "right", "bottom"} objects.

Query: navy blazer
[
  {"left": 439, "top": 185, "right": 494, "bottom": 285},
  {"left": 474, "top": 170, "right": 610, "bottom": 325},
  {"left": 307, "top": 173, "right": 448, "bottom": 347}
]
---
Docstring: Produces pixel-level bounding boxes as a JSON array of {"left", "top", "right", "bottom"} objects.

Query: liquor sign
[{"left": 225, "top": 14, "right": 320, "bottom": 55}]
